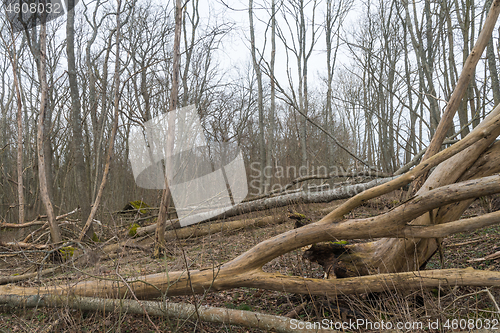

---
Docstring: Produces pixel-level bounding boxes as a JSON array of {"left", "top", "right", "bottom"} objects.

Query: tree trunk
[
  {"left": 78, "top": 0, "right": 123, "bottom": 241},
  {"left": 137, "top": 215, "right": 287, "bottom": 242},
  {"left": 0, "top": 294, "right": 326, "bottom": 333},
  {"left": 486, "top": 0, "right": 500, "bottom": 105},
  {"left": 249, "top": 0, "right": 267, "bottom": 194},
  {"left": 266, "top": 0, "right": 276, "bottom": 193},
  {"left": 153, "top": 0, "right": 182, "bottom": 258},
  {"left": 37, "top": 6, "right": 61, "bottom": 244},
  {"left": 324, "top": 110, "right": 500, "bottom": 276},
  {"left": 67, "top": 0, "right": 92, "bottom": 240},
  {"left": 5, "top": 24, "right": 26, "bottom": 224}
]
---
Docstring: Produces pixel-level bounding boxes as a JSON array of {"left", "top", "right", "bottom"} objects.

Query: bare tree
[
  {"left": 153, "top": 0, "right": 182, "bottom": 258},
  {"left": 280, "top": 0, "right": 319, "bottom": 175},
  {"left": 79, "top": 0, "right": 126, "bottom": 241},
  {"left": 67, "top": 0, "right": 92, "bottom": 240},
  {"left": 1, "top": 23, "right": 26, "bottom": 224},
  {"left": 325, "top": 0, "right": 352, "bottom": 169},
  {"left": 36, "top": 2, "right": 62, "bottom": 243},
  {"left": 266, "top": 0, "right": 276, "bottom": 191},
  {"left": 249, "top": 0, "right": 267, "bottom": 194}
]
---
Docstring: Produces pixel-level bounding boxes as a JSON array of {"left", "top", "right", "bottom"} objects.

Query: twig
[
  {"left": 284, "top": 301, "right": 307, "bottom": 318},
  {"left": 446, "top": 238, "right": 484, "bottom": 248},
  {"left": 1, "top": 221, "right": 46, "bottom": 229},
  {"left": 485, "top": 288, "right": 500, "bottom": 313},
  {"left": 0, "top": 241, "right": 51, "bottom": 250},
  {"left": 467, "top": 250, "right": 500, "bottom": 262},
  {"left": 443, "top": 288, "right": 497, "bottom": 312},
  {"left": 40, "top": 319, "right": 61, "bottom": 333}
]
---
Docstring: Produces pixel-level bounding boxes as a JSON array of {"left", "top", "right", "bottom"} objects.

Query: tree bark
[
  {"left": 153, "top": 0, "right": 182, "bottom": 258},
  {"left": 249, "top": 0, "right": 267, "bottom": 193},
  {"left": 5, "top": 24, "right": 26, "bottom": 224},
  {"left": 37, "top": 5, "right": 61, "bottom": 244},
  {"left": 67, "top": 0, "right": 92, "bottom": 240}
]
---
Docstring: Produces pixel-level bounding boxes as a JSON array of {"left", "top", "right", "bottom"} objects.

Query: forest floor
[{"left": 0, "top": 191, "right": 499, "bottom": 332}]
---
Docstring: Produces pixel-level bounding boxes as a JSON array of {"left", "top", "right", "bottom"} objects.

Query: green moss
[
  {"left": 59, "top": 246, "right": 75, "bottom": 260},
  {"left": 91, "top": 232, "right": 100, "bottom": 242},
  {"left": 330, "top": 240, "right": 348, "bottom": 245},
  {"left": 129, "top": 200, "right": 149, "bottom": 214},
  {"left": 128, "top": 223, "right": 140, "bottom": 237}
]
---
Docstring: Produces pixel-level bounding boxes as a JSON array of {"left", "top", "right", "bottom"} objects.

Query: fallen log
[
  {"left": 160, "top": 215, "right": 286, "bottom": 241},
  {"left": 248, "top": 170, "right": 393, "bottom": 201},
  {"left": 134, "top": 176, "right": 397, "bottom": 236},
  {"left": 2, "top": 175, "right": 500, "bottom": 299},
  {"left": 136, "top": 214, "right": 286, "bottom": 238},
  {"left": 0, "top": 266, "right": 60, "bottom": 285},
  {"left": 0, "top": 294, "right": 333, "bottom": 333},
  {"left": 1, "top": 268, "right": 498, "bottom": 301},
  {"left": 182, "top": 176, "right": 398, "bottom": 225}
]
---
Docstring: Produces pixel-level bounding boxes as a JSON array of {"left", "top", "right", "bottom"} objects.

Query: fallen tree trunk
[
  {"left": 331, "top": 115, "right": 500, "bottom": 276},
  {"left": 135, "top": 176, "right": 397, "bottom": 236},
  {"left": 1, "top": 267, "right": 499, "bottom": 301},
  {"left": 2, "top": 174, "right": 500, "bottom": 299},
  {"left": 0, "top": 266, "right": 60, "bottom": 285},
  {"left": 248, "top": 170, "right": 393, "bottom": 201},
  {"left": 394, "top": 139, "right": 458, "bottom": 176},
  {"left": 0, "top": 294, "right": 332, "bottom": 333},
  {"left": 191, "top": 176, "right": 398, "bottom": 222},
  {"left": 138, "top": 215, "right": 287, "bottom": 242}
]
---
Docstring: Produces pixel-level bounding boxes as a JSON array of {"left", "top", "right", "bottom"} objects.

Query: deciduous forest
[{"left": 1, "top": 0, "right": 500, "bottom": 332}]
